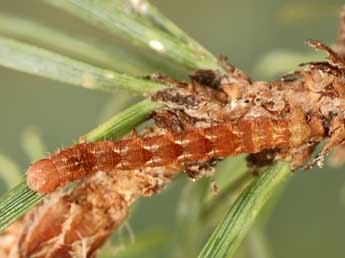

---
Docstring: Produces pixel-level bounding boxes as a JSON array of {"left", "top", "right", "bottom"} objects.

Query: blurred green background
[{"left": 1, "top": 0, "right": 345, "bottom": 258}]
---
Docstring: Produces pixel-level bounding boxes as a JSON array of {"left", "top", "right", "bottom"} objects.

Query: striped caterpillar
[
  {"left": 27, "top": 114, "right": 310, "bottom": 193},
  {"left": 26, "top": 38, "right": 345, "bottom": 195}
]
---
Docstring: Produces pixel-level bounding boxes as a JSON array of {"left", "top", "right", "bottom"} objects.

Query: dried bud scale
[
  {"left": 0, "top": 222, "right": 24, "bottom": 257},
  {"left": 6, "top": 166, "right": 175, "bottom": 258}
]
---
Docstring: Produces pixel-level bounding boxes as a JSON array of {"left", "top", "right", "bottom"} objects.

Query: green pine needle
[{"left": 198, "top": 161, "right": 290, "bottom": 258}]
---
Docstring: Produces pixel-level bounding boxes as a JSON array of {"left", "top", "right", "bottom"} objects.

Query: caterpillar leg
[{"left": 184, "top": 158, "right": 219, "bottom": 180}]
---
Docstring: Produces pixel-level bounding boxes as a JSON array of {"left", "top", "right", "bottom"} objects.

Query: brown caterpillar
[{"left": 27, "top": 115, "right": 310, "bottom": 193}]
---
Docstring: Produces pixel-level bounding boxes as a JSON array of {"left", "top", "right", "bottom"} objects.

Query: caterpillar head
[{"left": 27, "top": 159, "right": 60, "bottom": 193}]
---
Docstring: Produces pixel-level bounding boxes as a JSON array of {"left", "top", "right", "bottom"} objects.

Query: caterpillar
[
  {"left": 25, "top": 39, "right": 345, "bottom": 195},
  {"left": 27, "top": 116, "right": 310, "bottom": 193}
]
